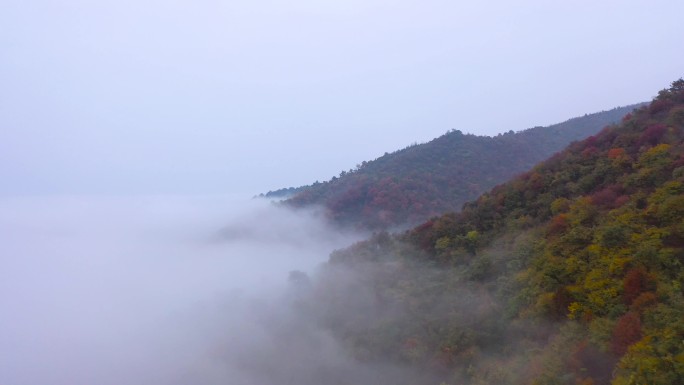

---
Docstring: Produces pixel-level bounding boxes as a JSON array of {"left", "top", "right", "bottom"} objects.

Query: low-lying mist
[{"left": 0, "top": 195, "right": 375, "bottom": 385}]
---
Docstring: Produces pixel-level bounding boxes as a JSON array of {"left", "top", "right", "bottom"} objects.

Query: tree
[{"left": 612, "top": 312, "right": 642, "bottom": 356}]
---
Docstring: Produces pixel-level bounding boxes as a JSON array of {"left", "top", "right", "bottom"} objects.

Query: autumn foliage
[
  {"left": 306, "top": 79, "right": 684, "bottom": 385},
  {"left": 611, "top": 312, "right": 642, "bottom": 356}
]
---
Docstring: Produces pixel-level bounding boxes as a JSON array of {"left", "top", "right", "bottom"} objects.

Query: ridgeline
[{"left": 277, "top": 104, "right": 642, "bottom": 230}]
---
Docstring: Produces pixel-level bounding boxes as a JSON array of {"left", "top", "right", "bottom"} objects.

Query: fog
[
  {"left": 0, "top": 194, "right": 551, "bottom": 385},
  {"left": 0, "top": 195, "right": 380, "bottom": 385}
]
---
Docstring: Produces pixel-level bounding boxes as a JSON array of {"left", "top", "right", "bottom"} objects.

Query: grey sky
[{"left": 1, "top": 0, "right": 683, "bottom": 196}]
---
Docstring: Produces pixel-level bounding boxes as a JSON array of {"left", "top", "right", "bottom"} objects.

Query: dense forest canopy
[
  {"left": 274, "top": 105, "right": 643, "bottom": 230},
  {"left": 296, "top": 79, "right": 684, "bottom": 385}
]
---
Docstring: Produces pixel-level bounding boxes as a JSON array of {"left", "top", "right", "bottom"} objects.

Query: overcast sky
[{"left": 1, "top": 0, "right": 683, "bottom": 196}]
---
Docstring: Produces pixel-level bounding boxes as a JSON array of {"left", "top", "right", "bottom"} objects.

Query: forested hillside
[
  {"left": 301, "top": 80, "right": 684, "bottom": 384},
  {"left": 281, "top": 105, "right": 642, "bottom": 230}
]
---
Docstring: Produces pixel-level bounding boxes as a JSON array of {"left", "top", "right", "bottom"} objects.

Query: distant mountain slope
[
  {"left": 310, "top": 79, "right": 684, "bottom": 385},
  {"left": 282, "top": 104, "right": 643, "bottom": 230},
  {"left": 257, "top": 185, "right": 308, "bottom": 199}
]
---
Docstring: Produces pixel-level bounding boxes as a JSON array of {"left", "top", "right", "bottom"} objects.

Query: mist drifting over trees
[{"left": 0, "top": 196, "right": 369, "bottom": 385}]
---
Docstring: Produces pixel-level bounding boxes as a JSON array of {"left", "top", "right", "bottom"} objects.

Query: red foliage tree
[
  {"left": 607, "top": 147, "right": 626, "bottom": 159},
  {"left": 629, "top": 292, "right": 657, "bottom": 312},
  {"left": 611, "top": 312, "right": 642, "bottom": 356},
  {"left": 623, "top": 267, "right": 654, "bottom": 305},
  {"left": 548, "top": 214, "right": 569, "bottom": 235},
  {"left": 637, "top": 124, "right": 668, "bottom": 147},
  {"left": 590, "top": 184, "right": 625, "bottom": 209}
]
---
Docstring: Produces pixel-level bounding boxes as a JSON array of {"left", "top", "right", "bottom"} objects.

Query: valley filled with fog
[
  {"left": 0, "top": 195, "right": 368, "bottom": 385},
  {"left": 3, "top": 1, "right": 683, "bottom": 384}
]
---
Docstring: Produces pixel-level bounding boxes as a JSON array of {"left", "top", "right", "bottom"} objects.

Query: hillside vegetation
[
  {"left": 281, "top": 105, "right": 642, "bottom": 230},
  {"left": 302, "top": 80, "right": 684, "bottom": 385}
]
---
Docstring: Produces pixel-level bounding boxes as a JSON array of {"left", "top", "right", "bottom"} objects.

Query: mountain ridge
[{"left": 270, "top": 103, "right": 644, "bottom": 230}]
